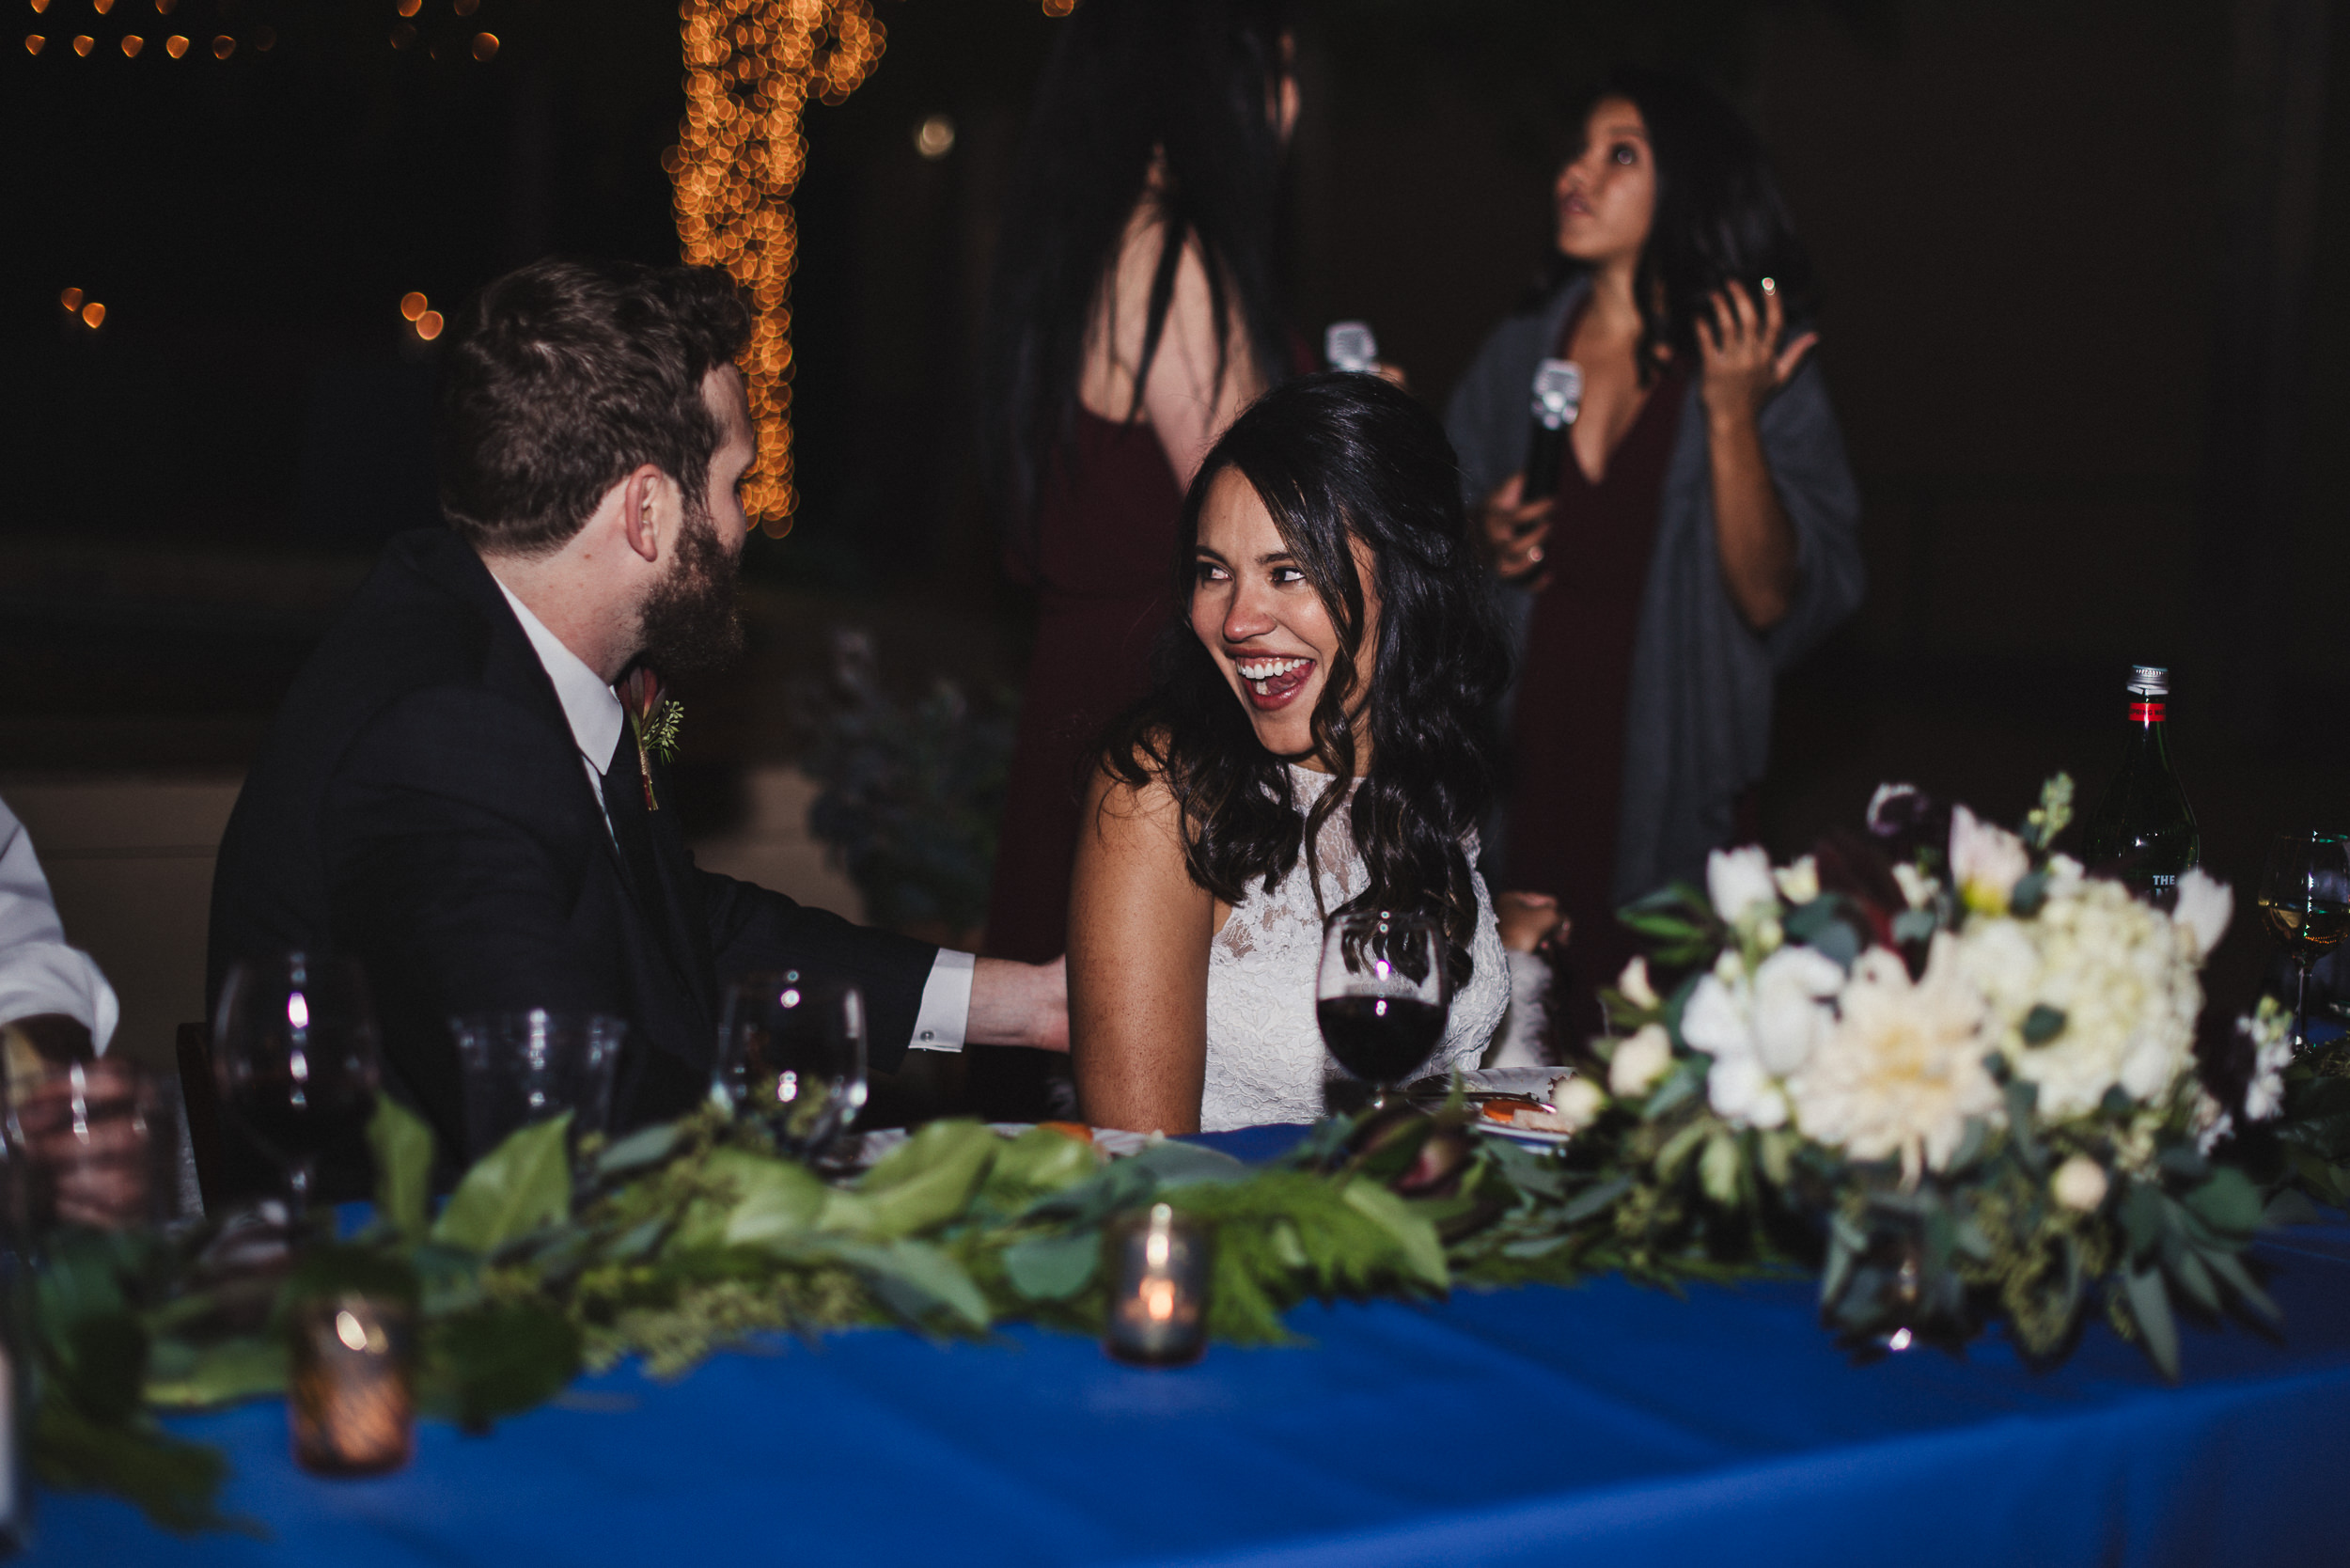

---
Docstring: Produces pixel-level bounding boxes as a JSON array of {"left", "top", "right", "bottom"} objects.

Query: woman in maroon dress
[
  {"left": 976, "top": 0, "right": 1300, "bottom": 1112},
  {"left": 1446, "top": 68, "right": 1866, "bottom": 1049}
]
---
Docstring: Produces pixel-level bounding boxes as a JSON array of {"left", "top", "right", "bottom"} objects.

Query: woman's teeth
[{"left": 1237, "top": 656, "right": 1309, "bottom": 694}]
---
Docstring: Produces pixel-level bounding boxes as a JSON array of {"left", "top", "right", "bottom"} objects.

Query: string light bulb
[
  {"left": 81, "top": 302, "right": 105, "bottom": 328},
  {"left": 24, "top": 34, "right": 42, "bottom": 53},
  {"left": 120, "top": 34, "right": 142, "bottom": 55},
  {"left": 400, "top": 291, "right": 428, "bottom": 322},
  {"left": 164, "top": 33, "right": 185, "bottom": 55},
  {"left": 71, "top": 34, "right": 91, "bottom": 55},
  {"left": 672, "top": 0, "right": 886, "bottom": 535},
  {"left": 59, "top": 288, "right": 83, "bottom": 311},
  {"left": 415, "top": 310, "right": 444, "bottom": 341}
]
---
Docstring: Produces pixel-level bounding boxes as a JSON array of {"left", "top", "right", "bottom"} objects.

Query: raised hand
[{"left": 1695, "top": 278, "right": 1818, "bottom": 427}]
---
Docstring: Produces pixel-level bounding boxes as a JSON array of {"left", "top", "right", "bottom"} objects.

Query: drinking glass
[
  {"left": 2258, "top": 829, "right": 2350, "bottom": 1049},
  {"left": 713, "top": 973, "right": 868, "bottom": 1160},
  {"left": 213, "top": 954, "right": 382, "bottom": 1220},
  {"left": 1316, "top": 909, "right": 1451, "bottom": 1108},
  {"left": 6, "top": 1058, "right": 179, "bottom": 1232},
  {"left": 448, "top": 1011, "right": 626, "bottom": 1166}
]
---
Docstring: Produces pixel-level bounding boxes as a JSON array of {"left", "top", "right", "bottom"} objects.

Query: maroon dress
[
  {"left": 985, "top": 411, "right": 1184, "bottom": 964},
  {"left": 1505, "top": 324, "right": 1688, "bottom": 1034}
]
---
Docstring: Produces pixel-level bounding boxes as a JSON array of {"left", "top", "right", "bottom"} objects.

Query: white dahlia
[{"left": 1786, "top": 936, "right": 2004, "bottom": 1178}]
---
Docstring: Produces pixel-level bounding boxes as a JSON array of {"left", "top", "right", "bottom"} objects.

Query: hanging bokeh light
[{"left": 672, "top": 0, "right": 885, "bottom": 535}]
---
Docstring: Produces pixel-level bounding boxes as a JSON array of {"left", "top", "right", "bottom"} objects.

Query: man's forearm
[{"left": 964, "top": 956, "right": 1070, "bottom": 1053}]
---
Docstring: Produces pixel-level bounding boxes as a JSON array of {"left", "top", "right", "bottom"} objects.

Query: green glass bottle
[{"left": 2084, "top": 664, "right": 2200, "bottom": 903}]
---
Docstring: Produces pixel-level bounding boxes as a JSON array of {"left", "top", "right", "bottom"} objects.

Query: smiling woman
[{"left": 1069, "top": 374, "right": 1515, "bottom": 1133}]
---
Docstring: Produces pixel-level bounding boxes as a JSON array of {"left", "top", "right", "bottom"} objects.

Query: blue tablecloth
[{"left": 39, "top": 1125, "right": 2350, "bottom": 1566}]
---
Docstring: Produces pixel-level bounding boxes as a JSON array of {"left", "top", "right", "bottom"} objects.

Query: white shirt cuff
[{"left": 909, "top": 949, "right": 975, "bottom": 1052}]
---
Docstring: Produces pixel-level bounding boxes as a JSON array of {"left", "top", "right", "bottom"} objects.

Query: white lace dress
[{"left": 1200, "top": 765, "right": 1510, "bottom": 1131}]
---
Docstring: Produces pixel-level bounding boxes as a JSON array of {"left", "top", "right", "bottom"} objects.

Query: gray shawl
[{"left": 1445, "top": 276, "right": 1865, "bottom": 904}]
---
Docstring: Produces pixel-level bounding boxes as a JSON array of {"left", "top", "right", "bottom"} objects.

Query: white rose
[
  {"left": 1950, "top": 804, "right": 2031, "bottom": 915},
  {"left": 2170, "top": 868, "right": 2233, "bottom": 964},
  {"left": 1706, "top": 845, "right": 1779, "bottom": 926},
  {"left": 1749, "top": 945, "right": 1847, "bottom": 1075},
  {"left": 1609, "top": 1024, "right": 1675, "bottom": 1097},
  {"left": 1616, "top": 955, "right": 1659, "bottom": 1011},
  {"left": 1552, "top": 1074, "right": 1607, "bottom": 1132},
  {"left": 2051, "top": 1155, "right": 2109, "bottom": 1212},
  {"left": 1774, "top": 855, "right": 1821, "bottom": 906}
]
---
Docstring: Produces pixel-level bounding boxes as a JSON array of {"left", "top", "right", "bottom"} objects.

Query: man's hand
[
  {"left": 966, "top": 955, "right": 1070, "bottom": 1053},
  {"left": 1495, "top": 891, "right": 1570, "bottom": 955}
]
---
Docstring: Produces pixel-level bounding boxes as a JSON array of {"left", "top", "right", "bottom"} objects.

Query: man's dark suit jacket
[{"left": 208, "top": 528, "right": 937, "bottom": 1175}]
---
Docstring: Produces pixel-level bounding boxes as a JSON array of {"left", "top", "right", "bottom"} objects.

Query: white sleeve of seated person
[
  {"left": 908, "top": 949, "right": 975, "bottom": 1052},
  {"left": 0, "top": 797, "right": 119, "bottom": 1053}
]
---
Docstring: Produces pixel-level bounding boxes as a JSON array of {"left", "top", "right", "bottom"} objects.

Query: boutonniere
[{"left": 619, "top": 666, "right": 683, "bottom": 810}]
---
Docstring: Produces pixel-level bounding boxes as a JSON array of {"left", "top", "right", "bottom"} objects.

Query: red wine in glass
[
  {"left": 1317, "top": 909, "right": 1450, "bottom": 1106},
  {"left": 213, "top": 954, "right": 382, "bottom": 1220}
]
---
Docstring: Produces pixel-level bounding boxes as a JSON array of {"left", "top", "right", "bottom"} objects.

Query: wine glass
[
  {"left": 1316, "top": 909, "right": 1451, "bottom": 1109},
  {"left": 212, "top": 954, "right": 382, "bottom": 1221},
  {"left": 713, "top": 973, "right": 869, "bottom": 1160},
  {"left": 2257, "top": 829, "right": 2350, "bottom": 1050}
]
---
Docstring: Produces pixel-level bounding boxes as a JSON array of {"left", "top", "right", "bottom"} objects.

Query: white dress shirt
[
  {"left": 0, "top": 796, "right": 119, "bottom": 1053},
  {"left": 490, "top": 578, "right": 972, "bottom": 1052}
]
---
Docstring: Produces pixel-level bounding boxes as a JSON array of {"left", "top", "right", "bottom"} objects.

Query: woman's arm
[
  {"left": 1696, "top": 281, "right": 1819, "bottom": 632},
  {"left": 1068, "top": 762, "right": 1218, "bottom": 1134},
  {"left": 1079, "top": 201, "right": 1266, "bottom": 493}
]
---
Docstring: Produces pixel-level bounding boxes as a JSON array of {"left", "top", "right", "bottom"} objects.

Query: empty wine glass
[
  {"left": 1316, "top": 909, "right": 1451, "bottom": 1109},
  {"left": 212, "top": 954, "right": 382, "bottom": 1221},
  {"left": 2258, "top": 829, "right": 2350, "bottom": 1049},
  {"left": 713, "top": 973, "right": 868, "bottom": 1160}
]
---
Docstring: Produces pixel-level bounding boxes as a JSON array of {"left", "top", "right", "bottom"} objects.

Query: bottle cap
[
  {"left": 1529, "top": 358, "right": 1583, "bottom": 431},
  {"left": 2128, "top": 665, "right": 2169, "bottom": 697}
]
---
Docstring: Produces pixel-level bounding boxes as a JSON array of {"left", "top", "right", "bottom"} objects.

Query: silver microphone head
[
  {"left": 1530, "top": 358, "right": 1582, "bottom": 430},
  {"left": 1324, "top": 321, "right": 1379, "bottom": 374}
]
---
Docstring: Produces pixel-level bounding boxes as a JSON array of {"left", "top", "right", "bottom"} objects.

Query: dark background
[{"left": 4, "top": 0, "right": 2343, "bottom": 1035}]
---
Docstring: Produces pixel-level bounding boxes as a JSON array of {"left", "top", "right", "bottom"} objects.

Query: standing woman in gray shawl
[{"left": 1446, "top": 66, "right": 1863, "bottom": 1045}]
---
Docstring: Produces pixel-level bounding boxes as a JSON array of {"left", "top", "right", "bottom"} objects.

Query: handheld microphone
[
  {"left": 1519, "top": 358, "right": 1582, "bottom": 504},
  {"left": 1324, "top": 321, "right": 1379, "bottom": 374}
]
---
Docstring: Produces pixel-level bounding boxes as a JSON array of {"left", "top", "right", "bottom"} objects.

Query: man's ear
[{"left": 618, "top": 463, "right": 671, "bottom": 564}]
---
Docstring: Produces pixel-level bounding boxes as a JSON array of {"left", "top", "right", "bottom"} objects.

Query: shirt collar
[{"left": 490, "top": 577, "right": 626, "bottom": 776}]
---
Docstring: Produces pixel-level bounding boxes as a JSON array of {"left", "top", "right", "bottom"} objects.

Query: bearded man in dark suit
[{"left": 208, "top": 258, "right": 1065, "bottom": 1184}]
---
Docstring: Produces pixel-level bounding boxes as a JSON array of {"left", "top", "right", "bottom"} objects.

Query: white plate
[{"left": 836, "top": 1121, "right": 1150, "bottom": 1170}]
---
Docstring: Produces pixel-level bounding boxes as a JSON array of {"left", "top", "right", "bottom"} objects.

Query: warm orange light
[
  {"left": 211, "top": 33, "right": 231, "bottom": 56},
  {"left": 400, "top": 291, "right": 428, "bottom": 322},
  {"left": 390, "top": 22, "right": 413, "bottom": 47},
  {"left": 81, "top": 303, "right": 105, "bottom": 328},
  {"left": 396, "top": 0, "right": 420, "bottom": 13},
  {"left": 454, "top": 0, "right": 478, "bottom": 13},
  {"left": 24, "top": 34, "right": 41, "bottom": 54},
  {"left": 470, "top": 30, "right": 496, "bottom": 60},
  {"left": 156, "top": 0, "right": 177, "bottom": 13},
  {"left": 28, "top": 0, "right": 47, "bottom": 14},
  {"left": 120, "top": 34, "right": 142, "bottom": 55},
  {"left": 71, "top": 34, "right": 92, "bottom": 55},
  {"left": 1042, "top": 0, "right": 1076, "bottom": 15},
  {"left": 673, "top": 0, "right": 885, "bottom": 532},
  {"left": 415, "top": 310, "right": 444, "bottom": 341},
  {"left": 164, "top": 33, "right": 185, "bottom": 55},
  {"left": 93, "top": 0, "right": 113, "bottom": 14},
  {"left": 59, "top": 287, "right": 83, "bottom": 311}
]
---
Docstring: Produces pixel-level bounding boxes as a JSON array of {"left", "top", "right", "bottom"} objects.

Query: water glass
[
  {"left": 448, "top": 1011, "right": 625, "bottom": 1164},
  {"left": 713, "top": 974, "right": 867, "bottom": 1159},
  {"left": 7, "top": 1058, "right": 179, "bottom": 1232}
]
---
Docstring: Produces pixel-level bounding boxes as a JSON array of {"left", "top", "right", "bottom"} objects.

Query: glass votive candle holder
[
  {"left": 1104, "top": 1203, "right": 1211, "bottom": 1366},
  {"left": 289, "top": 1292, "right": 415, "bottom": 1476}
]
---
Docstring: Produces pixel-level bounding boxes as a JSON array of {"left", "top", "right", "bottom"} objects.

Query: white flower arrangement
[{"left": 1583, "top": 774, "right": 2298, "bottom": 1378}]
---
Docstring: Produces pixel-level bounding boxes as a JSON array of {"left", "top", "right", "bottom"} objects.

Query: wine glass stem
[{"left": 2295, "top": 959, "right": 2313, "bottom": 1051}]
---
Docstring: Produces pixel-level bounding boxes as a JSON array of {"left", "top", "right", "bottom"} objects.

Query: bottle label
[{"left": 2129, "top": 700, "right": 2165, "bottom": 723}]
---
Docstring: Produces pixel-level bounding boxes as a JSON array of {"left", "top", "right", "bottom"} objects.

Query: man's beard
[{"left": 635, "top": 507, "right": 746, "bottom": 679}]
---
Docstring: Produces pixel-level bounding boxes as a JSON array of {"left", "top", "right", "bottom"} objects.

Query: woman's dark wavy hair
[
  {"left": 1099, "top": 374, "right": 1512, "bottom": 986},
  {"left": 980, "top": 0, "right": 1294, "bottom": 560},
  {"left": 1546, "top": 64, "right": 1816, "bottom": 388}
]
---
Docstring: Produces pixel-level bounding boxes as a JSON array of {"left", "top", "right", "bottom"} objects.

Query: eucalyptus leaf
[
  {"left": 143, "top": 1338, "right": 287, "bottom": 1410},
  {"left": 1342, "top": 1180, "right": 1448, "bottom": 1290},
  {"left": 2020, "top": 1005, "right": 2066, "bottom": 1046},
  {"left": 1001, "top": 1230, "right": 1101, "bottom": 1302},
  {"left": 981, "top": 1127, "right": 1099, "bottom": 1208},
  {"left": 2123, "top": 1264, "right": 2181, "bottom": 1380},
  {"left": 366, "top": 1097, "right": 435, "bottom": 1238},
  {"left": 2201, "top": 1248, "right": 2282, "bottom": 1323},
  {"left": 2166, "top": 1244, "right": 2219, "bottom": 1315},
  {"left": 420, "top": 1302, "right": 582, "bottom": 1428},
  {"left": 595, "top": 1121, "right": 682, "bottom": 1180},
  {"left": 1890, "top": 908, "right": 1940, "bottom": 945},
  {"left": 852, "top": 1120, "right": 997, "bottom": 1239},
  {"left": 2009, "top": 869, "right": 2050, "bottom": 917},
  {"left": 824, "top": 1238, "right": 992, "bottom": 1330},
  {"left": 1559, "top": 1175, "right": 1632, "bottom": 1226},
  {"left": 1128, "top": 1138, "right": 1248, "bottom": 1188},
  {"left": 432, "top": 1114, "right": 573, "bottom": 1255},
  {"left": 2183, "top": 1166, "right": 2263, "bottom": 1238}
]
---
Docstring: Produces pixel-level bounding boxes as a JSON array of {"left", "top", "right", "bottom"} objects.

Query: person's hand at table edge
[{"left": 967, "top": 955, "right": 1070, "bottom": 1053}]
